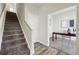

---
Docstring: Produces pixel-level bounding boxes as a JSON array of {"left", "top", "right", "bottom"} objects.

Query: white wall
[
  {"left": 6, "top": 3, "right": 16, "bottom": 12},
  {"left": 50, "top": 6, "right": 76, "bottom": 34},
  {"left": 0, "top": 4, "right": 4, "bottom": 15},
  {"left": 0, "top": 4, "right": 6, "bottom": 50},
  {"left": 16, "top": 3, "right": 39, "bottom": 54},
  {"left": 24, "top": 4, "right": 40, "bottom": 54},
  {"left": 76, "top": 4, "right": 79, "bottom": 55},
  {"left": 38, "top": 8, "right": 48, "bottom": 46},
  {"left": 25, "top": 4, "right": 39, "bottom": 43},
  {"left": 38, "top": 4, "right": 76, "bottom": 46}
]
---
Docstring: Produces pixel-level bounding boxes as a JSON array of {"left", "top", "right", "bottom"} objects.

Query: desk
[{"left": 52, "top": 32, "right": 76, "bottom": 41}]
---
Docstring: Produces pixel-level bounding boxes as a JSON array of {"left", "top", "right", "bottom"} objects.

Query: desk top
[{"left": 53, "top": 32, "right": 76, "bottom": 37}]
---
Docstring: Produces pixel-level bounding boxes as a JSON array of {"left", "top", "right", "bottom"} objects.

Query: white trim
[
  {"left": 49, "top": 5, "right": 77, "bottom": 16},
  {"left": 0, "top": 6, "right": 6, "bottom": 50}
]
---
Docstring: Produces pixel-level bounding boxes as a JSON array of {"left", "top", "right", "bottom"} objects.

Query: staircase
[{"left": 0, "top": 11, "right": 30, "bottom": 55}]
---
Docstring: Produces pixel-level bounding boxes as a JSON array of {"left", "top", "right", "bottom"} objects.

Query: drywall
[
  {"left": 0, "top": 4, "right": 6, "bottom": 50},
  {"left": 25, "top": 4, "right": 40, "bottom": 54},
  {"left": 77, "top": 4, "right": 79, "bottom": 55},
  {"left": 38, "top": 10, "right": 48, "bottom": 46},
  {"left": 25, "top": 4, "right": 39, "bottom": 43},
  {"left": 0, "top": 4, "right": 4, "bottom": 16},
  {"left": 6, "top": 3, "right": 16, "bottom": 12}
]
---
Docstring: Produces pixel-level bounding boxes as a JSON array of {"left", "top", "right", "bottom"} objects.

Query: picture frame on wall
[
  {"left": 70, "top": 20, "right": 74, "bottom": 27},
  {"left": 61, "top": 20, "right": 68, "bottom": 28}
]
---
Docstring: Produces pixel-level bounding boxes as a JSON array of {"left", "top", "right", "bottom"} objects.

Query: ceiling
[{"left": 27, "top": 3, "right": 77, "bottom": 7}]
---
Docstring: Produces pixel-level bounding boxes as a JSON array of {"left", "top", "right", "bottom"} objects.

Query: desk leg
[
  {"left": 52, "top": 34, "right": 54, "bottom": 41},
  {"left": 55, "top": 34, "right": 57, "bottom": 40}
]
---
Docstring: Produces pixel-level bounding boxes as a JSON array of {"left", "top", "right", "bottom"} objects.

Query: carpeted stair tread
[
  {"left": 4, "top": 30, "right": 22, "bottom": 32},
  {"left": 4, "top": 30, "right": 23, "bottom": 35},
  {"left": 4, "top": 27, "right": 21, "bottom": 30},
  {"left": 2, "top": 38, "right": 25, "bottom": 43},
  {"left": 5, "top": 25, "right": 20, "bottom": 27},
  {"left": 1, "top": 43, "right": 30, "bottom": 55},
  {"left": 3, "top": 34, "right": 24, "bottom": 41},
  {"left": 2, "top": 42, "right": 27, "bottom": 51}
]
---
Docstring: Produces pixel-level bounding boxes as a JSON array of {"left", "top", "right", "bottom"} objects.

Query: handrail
[
  {"left": 0, "top": 3, "right": 6, "bottom": 18},
  {"left": 24, "top": 20, "right": 32, "bottom": 31}
]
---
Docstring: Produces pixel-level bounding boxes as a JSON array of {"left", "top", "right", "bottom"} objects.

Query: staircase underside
[{"left": 0, "top": 11, "right": 30, "bottom": 55}]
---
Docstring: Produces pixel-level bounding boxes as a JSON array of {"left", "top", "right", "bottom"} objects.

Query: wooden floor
[
  {"left": 50, "top": 37, "right": 76, "bottom": 55},
  {"left": 34, "top": 42, "right": 69, "bottom": 55},
  {"left": 34, "top": 36, "right": 76, "bottom": 55},
  {"left": 34, "top": 42, "right": 58, "bottom": 55}
]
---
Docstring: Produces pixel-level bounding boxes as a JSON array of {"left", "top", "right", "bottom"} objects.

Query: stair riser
[
  {"left": 4, "top": 31, "right": 22, "bottom": 36},
  {"left": 4, "top": 30, "right": 22, "bottom": 33},
  {"left": 2, "top": 39, "right": 26, "bottom": 49},
  {"left": 1, "top": 43, "right": 27, "bottom": 51},
  {"left": 6, "top": 14, "right": 16, "bottom": 16},
  {"left": 1, "top": 44, "right": 30, "bottom": 55},
  {"left": 3, "top": 38, "right": 26, "bottom": 44},
  {"left": 5, "top": 26, "right": 21, "bottom": 29},
  {"left": 6, "top": 16, "right": 17, "bottom": 18},
  {"left": 5, "top": 22, "right": 19, "bottom": 24},
  {"left": 5, "top": 25, "right": 20, "bottom": 27},
  {"left": 4, "top": 27, "right": 21, "bottom": 31},
  {"left": 5, "top": 24, "right": 20, "bottom": 25},
  {"left": 6, "top": 15, "right": 17, "bottom": 17},
  {"left": 5, "top": 24, "right": 20, "bottom": 26},
  {"left": 3, "top": 34, "right": 24, "bottom": 41},
  {"left": 4, "top": 29, "right": 21, "bottom": 31},
  {"left": 6, "top": 18, "right": 18, "bottom": 20},
  {"left": 5, "top": 20, "right": 19, "bottom": 22}
]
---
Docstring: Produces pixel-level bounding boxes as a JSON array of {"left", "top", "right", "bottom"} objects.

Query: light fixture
[{"left": 10, "top": 8, "right": 13, "bottom": 12}]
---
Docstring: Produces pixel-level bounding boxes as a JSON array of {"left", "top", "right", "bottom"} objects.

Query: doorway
[{"left": 48, "top": 6, "right": 76, "bottom": 55}]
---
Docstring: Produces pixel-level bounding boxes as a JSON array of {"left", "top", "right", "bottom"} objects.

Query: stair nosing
[
  {"left": 4, "top": 30, "right": 22, "bottom": 32},
  {"left": 3, "top": 34, "right": 24, "bottom": 37},
  {"left": 17, "top": 48, "right": 30, "bottom": 55},
  {"left": 3, "top": 42, "right": 27, "bottom": 51},
  {"left": 3, "top": 38, "right": 25, "bottom": 43},
  {"left": 4, "top": 28, "right": 21, "bottom": 30}
]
